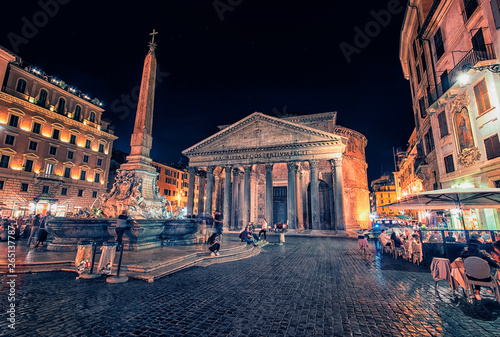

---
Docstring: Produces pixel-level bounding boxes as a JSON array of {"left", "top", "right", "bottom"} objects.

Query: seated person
[
  {"left": 390, "top": 231, "right": 402, "bottom": 248},
  {"left": 444, "top": 233, "right": 456, "bottom": 243},
  {"left": 379, "top": 230, "right": 390, "bottom": 246},
  {"left": 239, "top": 227, "right": 257, "bottom": 245},
  {"left": 459, "top": 241, "right": 500, "bottom": 300},
  {"left": 207, "top": 233, "right": 220, "bottom": 257},
  {"left": 429, "top": 232, "right": 442, "bottom": 243}
]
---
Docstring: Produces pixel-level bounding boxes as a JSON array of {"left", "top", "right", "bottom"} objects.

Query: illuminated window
[
  {"left": 24, "top": 159, "right": 33, "bottom": 172},
  {"left": 89, "top": 111, "right": 96, "bottom": 123},
  {"left": 16, "top": 79, "right": 27, "bottom": 94},
  {"left": 79, "top": 170, "right": 86, "bottom": 181},
  {"left": 74, "top": 105, "right": 82, "bottom": 121},
  {"left": 474, "top": 79, "right": 491, "bottom": 114},
  {"left": 70, "top": 134, "right": 76, "bottom": 145},
  {"left": 94, "top": 172, "right": 100, "bottom": 183},
  {"left": 98, "top": 143, "right": 104, "bottom": 153},
  {"left": 52, "top": 129, "right": 60, "bottom": 140},
  {"left": 85, "top": 139, "right": 91, "bottom": 149}
]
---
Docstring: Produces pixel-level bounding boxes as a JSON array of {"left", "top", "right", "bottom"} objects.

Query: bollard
[
  {"left": 79, "top": 241, "right": 101, "bottom": 279},
  {"left": 106, "top": 242, "right": 128, "bottom": 284}
]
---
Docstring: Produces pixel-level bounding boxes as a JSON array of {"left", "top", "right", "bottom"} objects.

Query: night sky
[{"left": 0, "top": 0, "right": 415, "bottom": 183}]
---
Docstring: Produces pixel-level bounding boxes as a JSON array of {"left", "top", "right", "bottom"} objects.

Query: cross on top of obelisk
[{"left": 148, "top": 29, "right": 158, "bottom": 53}]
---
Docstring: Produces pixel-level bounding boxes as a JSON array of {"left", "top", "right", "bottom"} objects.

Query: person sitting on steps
[{"left": 207, "top": 233, "right": 220, "bottom": 257}]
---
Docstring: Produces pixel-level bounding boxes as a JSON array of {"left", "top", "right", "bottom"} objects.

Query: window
[
  {"left": 472, "top": 29, "right": 486, "bottom": 52},
  {"left": 45, "top": 163, "right": 54, "bottom": 175},
  {"left": 32, "top": 122, "right": 41, "bottom": 134},
  {"left": 0, "top": 155, "right": 9, "bottom": 168},
  {"left": 78, "top": 189, "right": 84, "bottom": 197},
  {"left": 42, "top": 185, "right": 49, "bottom": 194},
  {"left": 484, "top": 134, "right": 500, "bottom": 160},
  {"left": 20, "top": 183, "right": 28, "bottom": 192},
  {"left": 413, "top": 40, "right": 418, "bottom": 60},
  {"left": 98, "top": 144, "right": 104, "bottom": 153},
  {"left": 419, "top": 97, "right": 427, "bottom": 118},
  {"left": 29, "top": 141, "right": 38, "bottom": 151},
  {"left": 9, "top": 114, "right": 19, "bottom": 127},
  {"left": 437, "top": 112, "right": 449, "bottom": 138},
  {"left": 24, "top": 159, "right": 33, "bottom": 172},
  {"left": 38, "top": 89, "right": 48, "bottom": 107},
  {"left": 463, "top": 0, "right": 479, "bottom": 23},
  {"left": 57, "top": 98, "right": 66, "bottom": 114},
  {"left": 421, "top": 54, "right": 427, "bottom": 74},
  {"left": 89, "top": 111, "right": 96, "bottom": 123},
  {"left": 74, "top": 105, "right": 82, "bottom": 121},
  {"left": 16, "top": 79, "right": 27, "bottom": 93},
  {"left": 0, "top": 181, "right": 4, "bottom": 189},
  {"left": 474, "top": 79, "right": 491, "bottom": 114},
  {"left": 424, "top": 128, "right": 434, "bottom": 154},
  {"left": 433, "top": 28, "right": 445, "bottom": 60},
  {"left": 5, "top": 135, "right": 15, "bottom": 145},
  {"left": 83, "top": 155, "right": 89, "bottom": 163},
  {"left": 61, "top": 187, "right": 67, "bottom": 196},
  {"left": 92, "top": 191, "right": 97, "bottom": 198},
  {"left": 80, "top": 170, "right": 86, "bottom": 181},
  {"left": 85, "top": 139, "right": 91, "bottom": 149},
  {"left": 444, "top": 154, "right": 455, "bottom": 173},
  {"left": 94, "top": 172, "right": 100, "bottom": 183},
  {"left": 64, "top": 167, "right": 71, "bottom": 178},
  {"left": 97, "top": 158, "right": 102, "bottom": 166},
  {"left": 49, "top": 146, "right": 57, "bottom": 155},
  {"left": 416, "top": 64, "right": 421, "bottom": 83},
  {"left": 52, "top": 128, "right": 60, "bottom": 140},
  {"left": 70, "top": 134, "right": 77, "bottom": 145},
  {"left": 67, "top": 151, "right": 74, "bottom": 160}
]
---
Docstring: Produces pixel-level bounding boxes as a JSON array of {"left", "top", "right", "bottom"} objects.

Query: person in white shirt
[
  {"left": 259, "top": 218, "right": 268, "bottom": 241},
  {"left": 379, "top": 229, "right": 390, "bottom": 247}
]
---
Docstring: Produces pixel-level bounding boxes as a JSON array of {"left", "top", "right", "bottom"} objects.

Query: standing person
[
  {"left": 207, "top": 233, "right": 220, "bottom": 257},
  {"left": 116, "top": 210, "right": 130, "bottom": 249},
  {"left": 28, "top": 214, "right": 41, "bottom": 247},
  {"left": 35, "top": 211, "right": 52, "bottom": 248},
  {"left": 259, "top": 218, "right": 268, "bottom": 241}
]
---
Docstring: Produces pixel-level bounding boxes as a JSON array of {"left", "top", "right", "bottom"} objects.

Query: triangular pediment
[{"left": 183, "top": 112, "right": 342, "bottom": 156}]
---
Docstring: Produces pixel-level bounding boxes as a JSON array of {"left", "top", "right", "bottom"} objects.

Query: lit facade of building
[
  {"left": 370, "top": 175, "right": 398, "bottom": 218},
  {"left": 152, "top": 161, "right": 201, "bottom": 214},
  {"left": 399, "top": 0, "right": 500, "bottom": 229},
  {"left": 0, "top": 46, "right": 117, "bottom": 217}
]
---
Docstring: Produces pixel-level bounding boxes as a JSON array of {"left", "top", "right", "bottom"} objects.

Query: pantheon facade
[{"left": 182, "top": 112, "right": 370, "bottom": 232}]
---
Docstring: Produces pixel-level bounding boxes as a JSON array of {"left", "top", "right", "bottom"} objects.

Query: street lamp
[{"left": 459, "top": 62, "right": 500, "bottom": 84}]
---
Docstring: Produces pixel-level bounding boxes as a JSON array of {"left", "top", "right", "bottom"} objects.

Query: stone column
[
  {"left": 309, "top": 160, "right": 320, "bottom": 230},
  {"left": 265, "top": 163, "right": 274, "bottom": 226},
  {"left": 296, "top": 165, "right": 303, "bottom": 230},
  {"left": 287, "top": 162, "right": 297, "bottom": 229},
  {"left": 332, "top": 158, "right": 345, "bottom": 231},
  {"left": 197, "top": 173, "right": 206, "bottom": 216},
  {"left": 223, "top": 166, "right": 232, "bottom": 230},
  {"left": 242, "top": 165, "right": 252, "bottom": 229},
  {"left": 238, "top": 171, "right": 244, "bottom": 229},
  {"left": 187, "top": 167, "right": 197, "bottom": 216},
  {"left": 205, "top": 166, "right": 214, "bottom": 216},
  {"left": 231, "top": 168, "right": 239, "bottom": 230}
]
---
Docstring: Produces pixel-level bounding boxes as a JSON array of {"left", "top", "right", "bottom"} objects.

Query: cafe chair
[
  {"left": 411, "top": 242, "right": 421, "bottom": 266},
  {"left": 463, "top": 257, "right": 500, "bottom": 303},
  {"left": 403, "top": 241, "right": 411, "bottom": 261},
  {"left": 391, "top": 240, "right": 404, "bottom": 259}
]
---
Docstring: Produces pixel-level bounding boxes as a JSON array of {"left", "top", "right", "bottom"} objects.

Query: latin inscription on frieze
[{"left": 213, "top": 150, "right": 309, "bottom": 161}]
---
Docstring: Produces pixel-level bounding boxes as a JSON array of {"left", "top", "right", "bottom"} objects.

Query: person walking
[
  {"left": 259, "top": 218, "right": 268, "bottom": 241},
  {"left": 27, "top": 214, "right": 41, "bottom": 247},
  {"left": 214, "top": 211, "right": 223, "bottom": 242},
  {"left": 35, "top": 211, "right": 52, "bottom": 248}
]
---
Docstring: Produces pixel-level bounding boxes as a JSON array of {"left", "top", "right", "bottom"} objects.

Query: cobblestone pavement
[{"left": 1, "top": 236, "right": 500, "bottom": 336}]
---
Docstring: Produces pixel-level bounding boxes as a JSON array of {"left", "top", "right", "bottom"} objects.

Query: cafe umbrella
[{"left": 384, "top": 187, "right": 500, "bottom": 230}]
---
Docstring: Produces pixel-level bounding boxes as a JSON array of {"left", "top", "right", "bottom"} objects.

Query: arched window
[
  {"left": 57, "top": 98, "right": 66, "bottom": 114},
  {"left": 16, "top": 79, "right": 27, "bottom": 94},
  {"left": 38, "top": 89, "right": 48, "bottom": 107},
  {"left": 89, "top": 111, "right": 96, "bottom": 123},
  {"left": 74, "top": 105, "right": 82, "bottom": 121}
]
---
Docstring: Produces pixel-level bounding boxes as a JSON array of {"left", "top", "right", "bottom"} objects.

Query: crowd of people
[{"left": 0, "top": 212, "right": 53, "bottom": 248}]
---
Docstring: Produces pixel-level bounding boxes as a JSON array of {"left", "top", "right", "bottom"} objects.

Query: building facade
[
  {"left": 370, "top": 174, "right": 398, "bottom": 218},
  {"left": 183, "top": 112, "right": 371, "bottom": 231},
  {"left": 0, "top": 46, "right": 117, "bottom": 217},
  {"left": 399, "top": 0, "right": 500, "bottom": 229}
]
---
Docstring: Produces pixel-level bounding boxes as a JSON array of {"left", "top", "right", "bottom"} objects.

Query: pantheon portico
[{"left": 182, "top": 112, "right": 370, "bottom": 232}]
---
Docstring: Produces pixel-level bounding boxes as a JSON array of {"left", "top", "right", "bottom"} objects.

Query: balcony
[
  {"left": 35, "top": 173, "right": 64, "bottom": 182},
  {"left": 428, "top": 44, "right": 496, "bottom": 107}
]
